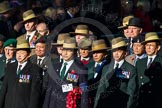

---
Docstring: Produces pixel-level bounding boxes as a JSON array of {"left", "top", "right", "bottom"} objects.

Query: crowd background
[
  {"left": 0, "top": 0, "right": 162, "bottom": 40},
  {"left": 0, "top": 0, "right": 162, "bottom": 108}
]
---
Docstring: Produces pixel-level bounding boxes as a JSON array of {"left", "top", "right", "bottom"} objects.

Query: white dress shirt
[
  {"left": 37, "top": 56, "right": 45, "bottom": 65},
  {"left": 114, "top": 59, "right": 124, "bottom": 69},
  {"left": 26, "top": 30, "right": 36, "bottom": 43},
  {"left": 147, "top": 55, "right": 156, "bottom": 66},
  {"left": 17, "top": 61, "right": 28, "bottom": 72},
  {"left": 60, "top": 60, "right": 74, "bottom": 76}
]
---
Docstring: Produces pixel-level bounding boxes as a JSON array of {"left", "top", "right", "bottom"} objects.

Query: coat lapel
[{"left": 87, "top": 61, "right": 95, "bottom": 80}]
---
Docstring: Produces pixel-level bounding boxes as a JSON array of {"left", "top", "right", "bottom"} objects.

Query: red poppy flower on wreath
[
  {"left": 70, "top": 70, "right": 75, "bottom": 74},
  {"left": 66, "top": 87, "right": 82, "bottom": 108}
]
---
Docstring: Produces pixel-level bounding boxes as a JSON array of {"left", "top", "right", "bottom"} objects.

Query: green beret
[{"left": 3, "top": 38, "right": 17, "bottom": 48}]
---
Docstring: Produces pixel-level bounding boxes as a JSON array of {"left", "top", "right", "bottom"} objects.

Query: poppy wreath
[{"left": 66, "top": 87, "right": 82, "bottom": 108}]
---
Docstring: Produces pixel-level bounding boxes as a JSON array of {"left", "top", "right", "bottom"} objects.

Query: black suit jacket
[
  {"left": 95, "top": 60, "right": 138, "bottom": 108},
  {"left": 0, "top": 61, "right": 43, "bottom": 108},
  {"left": 43, "top": 60, "right": 88, "bottom": 108},
  {"left": 30, "top": 55, "right": 50, "bottom": 95},
  {"left": 136, "top": 56, "right": 162, "bottom": 108}
]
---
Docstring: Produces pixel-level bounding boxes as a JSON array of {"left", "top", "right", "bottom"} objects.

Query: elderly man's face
[
  {"left": 75, "top": 35, "right": 86, "bottom": 44},
  {"left": 123, "top": 28, "right": 131, "bottom": 38},
  {"left": 128, "top": 26, "right": 142, "bottom": 38},
  {"left": 35, "top": 43, "right": 46, "bottom": 57},
  {"left": 4, "top": 46, "right": 14, "bottom": 59},
  {"left": 36, "top": 23, "right": 49, "bottom": 36},
  {"left": 133, "top": 43, "right": 145, "bottom": 56}
]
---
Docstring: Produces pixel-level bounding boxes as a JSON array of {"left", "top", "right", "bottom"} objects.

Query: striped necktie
[
  {"left": 17, "top": 65, "right": 22, "bottom": 75},
  {"left": 60, "top": 62, "right": 68, "bottom": 79},
  {"left": 147, "top": 58, "right": 152, "bottom": 68}
]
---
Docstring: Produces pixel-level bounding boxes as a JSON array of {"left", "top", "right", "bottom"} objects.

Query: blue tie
[{"left": 95, "top": 63, "right": 101, "bottom": 73}]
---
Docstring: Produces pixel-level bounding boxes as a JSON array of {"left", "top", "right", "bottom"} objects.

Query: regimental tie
[
  {"left": 147, "top": 58, "right": 152, "bottom": 68},
  {"left": 115, "top": 63, "right": 119, "bottom": 70},
  {"left": 37, "top": 59, "right": 42, "bottom": 66},
  {"left": 134, "top": 58, "right": 139, "bottom": 66},
  {"left": 17, "top": 65, "right": 22, "bottom": 75},
  {"left": 127, "top": 37, "right": 133, "bottom": 55},
  {"left": 26, "top": 35, "right": 30, "bottom": 43},
  {"left": 60, "top": 62, "right": 68, "bottom": 79}
]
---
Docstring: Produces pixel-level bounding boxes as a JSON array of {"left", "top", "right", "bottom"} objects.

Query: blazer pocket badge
[
  {"left": 19, "top": 74, "right": 30, "bottom": 83},
  {"left": 66, "top": 70, "right": 79, "bottom": 82}
]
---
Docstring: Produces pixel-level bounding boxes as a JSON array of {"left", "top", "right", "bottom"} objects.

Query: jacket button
[
  {"left": 140, "top": 76, "right": 143, "bottom": 79},
  {"left": 148, "top": 91, "right": 152, "bottom": 93},
  {"left": 141, "top": 82, "right": 144, "bottom": 85}
]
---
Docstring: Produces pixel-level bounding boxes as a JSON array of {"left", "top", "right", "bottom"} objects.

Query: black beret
[
  {"left": 132, "top": 35, "right": 145, "bottom": 43},
  {"left": 128, "top": 17, "right": 143, "bottom": 28},
  {"left": 35, "top": 36, "right": 48, "bottom": 44}
]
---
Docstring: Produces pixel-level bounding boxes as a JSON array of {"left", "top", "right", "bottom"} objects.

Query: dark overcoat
[{"left": 0, "top": 61, "right": 43, "bottom": 108}]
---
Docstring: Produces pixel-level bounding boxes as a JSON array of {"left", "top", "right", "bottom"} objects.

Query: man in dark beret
[
  {"left": 125, "top": 35, "right": 147, "bottom": 66},
  {"left": 30, "top": 36, "right": 50, "bottom": 96},
  {"left": 0, "top": 38, "right": 17, "bottom": 90}
]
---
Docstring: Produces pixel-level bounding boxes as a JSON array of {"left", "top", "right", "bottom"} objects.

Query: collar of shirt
[
  {"left": 67, "top": 11, "right": 73, "bottom": 18},
  {"left": 6, "top": 59, "right": 10, "bottom": 64},
  {"left": 114, "top": 59, "right": 124, "bottom": 69},
  {"left": 59, "top": 55, "right": 63, "bottom": 62},
  {"left": 147, "top": 55, "right": 156, "bottom": 64},
  {"left": 0, "top": 54, "right": 3, "bottom": 58},
  {"left": 60, "top": 59, "right": 74, "bottom": 76},
  {"left": 26, "top": 30, "right": 36, "bottom": 42},
  {"left": 136, "top": 53, "right": 147, "bottom": 59},
  {"left": 81, "top": 57, "right": 90, "bottom": 61},
  {"left": 17, "top": 61, "right": 28, "bottom": 71},
  {"left": 37, "top": 56, "right": 45, "bottom": 64},
  {"left": 6, "top": 58, "right": 15, "bottom": 64},
  {"left": 94, "top": 62, "right": 102, "bottom": 67}
]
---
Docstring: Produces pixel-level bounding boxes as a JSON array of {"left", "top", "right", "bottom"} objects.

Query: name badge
[{"left": 62, "top": 84, "right": 73, "bottom": 92}]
